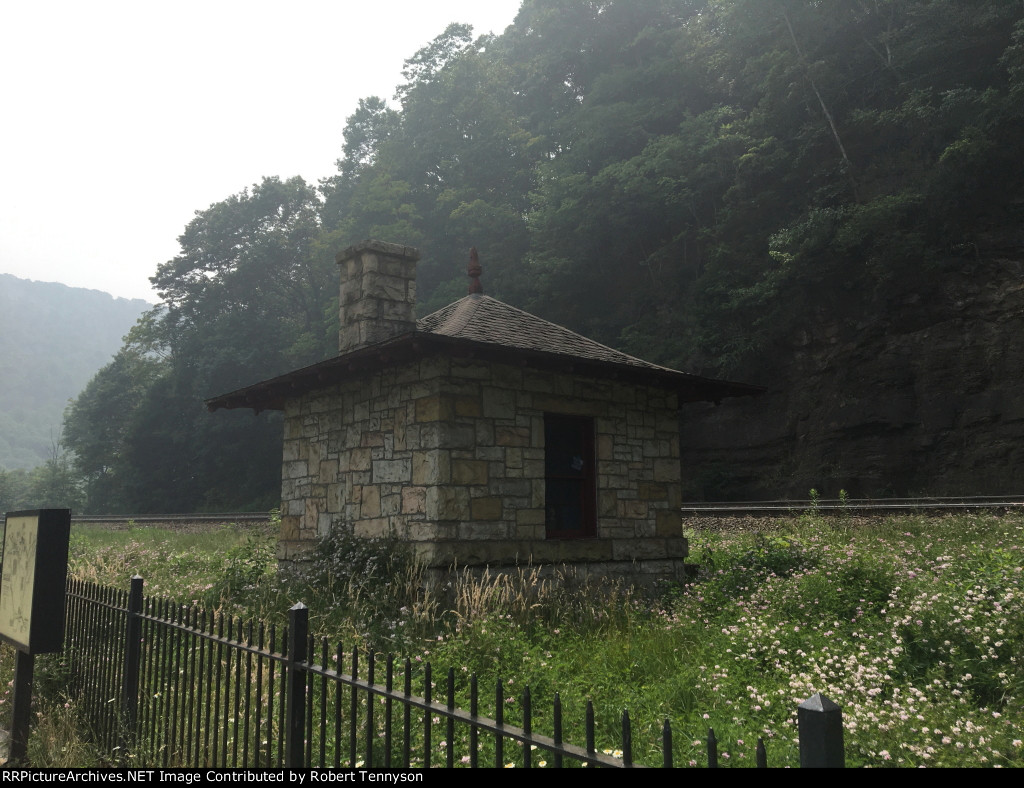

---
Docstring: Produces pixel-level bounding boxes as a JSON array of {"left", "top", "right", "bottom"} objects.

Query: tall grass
[{"left": 5, "top": 512, "right": 1023, "bottom": 767}]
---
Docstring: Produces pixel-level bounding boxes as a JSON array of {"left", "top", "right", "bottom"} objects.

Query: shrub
[
  {"left": 286, "top": 525, "right": 434, "bottom": 650},
  {"left": 217, "top": 532, "right": 277, "bottom": 600}
]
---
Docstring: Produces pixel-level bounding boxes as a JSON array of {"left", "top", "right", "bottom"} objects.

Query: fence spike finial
[
  {"left": 707, "top": 727, "right": 718, "bottom": 768},
  {"left": 284, "top": 602, "right": 309, "bottom": 768},
  {"left": 798, "top": 692, "right": 845, "bottom": 767}
]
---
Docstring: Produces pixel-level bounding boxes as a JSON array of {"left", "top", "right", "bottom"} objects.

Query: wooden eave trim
[{"left": 205, "top": 332, "right": 764, "bottom": 413}]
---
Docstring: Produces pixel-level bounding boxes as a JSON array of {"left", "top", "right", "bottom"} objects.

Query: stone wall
[
  {"left": 679, "top": 256, "right": 1024, "bottom": 499},
  {"left": 277, "top": 354, "right": 688, "bottom": 586},
  {"left": 337, "top": 240, "right": 419, "bottom": 354}
]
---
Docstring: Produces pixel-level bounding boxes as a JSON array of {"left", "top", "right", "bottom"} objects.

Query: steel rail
[
  {"left": 681, "top": 495, "right": 1024, "bottom": 515},
  {"left": 70, "top": 512, "right": 271, "bottom": 523},
  {"left": 56, "top": 497, "right": 1024, "bottom": 526}
]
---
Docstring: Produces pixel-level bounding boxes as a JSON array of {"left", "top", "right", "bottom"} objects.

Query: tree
[
  {"left": 321, "top": 97, "right": 403, "bottom": 230},
  {"left": 26, "top": 427, "right": 83, "bottom": 511},
  {"left": 323, "top": 23, "right": 545, "bottom": 307},
  {"left": 0, "top": 466, "right": 31, "bottom": 513},
  {"left": 66, "top": 177, "right": 330, "bottom": 513},
  {"left": 154, "top": 176, "right": 330, "bottom": 375},
  {"left": 63, "top": 313, "right": 167, "bottom": 512}
]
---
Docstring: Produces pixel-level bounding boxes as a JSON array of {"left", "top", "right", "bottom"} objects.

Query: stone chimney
[{"left": 336, "top": 239, "right": 421, "bottom": 353}]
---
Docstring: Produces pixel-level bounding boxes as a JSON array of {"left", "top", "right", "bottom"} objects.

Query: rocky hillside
[{"left": 680, "top": 251, "right": 1024, "bottom": 500}]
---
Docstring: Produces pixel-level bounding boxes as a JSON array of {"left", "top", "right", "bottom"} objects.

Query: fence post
[
  {"left": 9, "top": 650, "right": 35, "bottom": 763},
  {"left": 119, "top": 575, "right": 144, "bottom": 757},
  {"left": 798, "top": 693, "right": 845, "bottom": 768},
  {"left": 285, "top": 603, "right": 309, "bottom": 769}
]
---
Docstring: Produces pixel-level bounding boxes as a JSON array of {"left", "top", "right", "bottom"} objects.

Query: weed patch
[{"left": 33, "top": 512, "right": 1024, "bottom": 767}]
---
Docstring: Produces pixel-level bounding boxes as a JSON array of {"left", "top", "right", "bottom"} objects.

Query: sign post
[{"left": 0, "top": 509, "right": 71, "bottom": 763}]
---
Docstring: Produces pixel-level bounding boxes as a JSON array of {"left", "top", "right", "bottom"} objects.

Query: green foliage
[
  {"left": 217, "top": 532, "right": 277, "bottom": 600},
  {"left": 0, "top": 465, "right": 31, "bottom": 512},
  {"left": 58, "top": 513, "right": 1024, "bottom": 767},
  {"left": 302, "top": 526, "right": 417, "bottom": 597},
  {"left": 51, "top": 0, "right": 1024, "bottom": 510},
  {"left": 278, "top": 526, "right": 433, "bottom": 650},
  {"left": 67, "top": 523, "right": 253, "bottom": 602},
  {"left": 62, "top": 324, "right": 165, "bottom": 513},
  {"left": 63, "top": 177, "right": 324, "bottom": 513},
  {"left": 704, "top": 532, "right": 816, "bottom": 598},
  {"left": 780, "top": 557, "right": 896, "bottom": 623},
  {"left": 0, "top": 428, "right": 85, "bottom": 512}
]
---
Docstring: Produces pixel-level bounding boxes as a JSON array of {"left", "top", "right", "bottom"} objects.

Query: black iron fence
[{"left": 61, "top": 576, "right": 844, "bottom": 768}]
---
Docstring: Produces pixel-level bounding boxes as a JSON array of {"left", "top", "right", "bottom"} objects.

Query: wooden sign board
[{"left": 0, "top": 509, "right": 71, "bottom": 654}]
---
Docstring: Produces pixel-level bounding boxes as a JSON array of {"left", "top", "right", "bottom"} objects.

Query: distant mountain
[{"left": 0, "top": 273, "right": 151, "bottom": 469}]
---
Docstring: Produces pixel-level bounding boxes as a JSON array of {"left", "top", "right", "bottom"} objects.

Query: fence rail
[{"left": 59, "top": 576, "right": 845, "bottom": 768}]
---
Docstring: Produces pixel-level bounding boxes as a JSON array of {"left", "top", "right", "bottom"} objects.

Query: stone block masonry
[
  {"left": 337, "top": 240, "right": 420, "bottom": 354},
  {"left": 277, "top": 354, "right": 688, "bottom": 587}
]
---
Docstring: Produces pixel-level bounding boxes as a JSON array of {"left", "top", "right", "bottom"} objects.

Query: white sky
[{"left": 0, "top": 0, "right": 523, "bottom": 303}]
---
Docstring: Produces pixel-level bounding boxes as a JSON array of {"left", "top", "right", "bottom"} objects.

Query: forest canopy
[{"left": 57, "top": 0, "right": 1024, "bottom": 513}]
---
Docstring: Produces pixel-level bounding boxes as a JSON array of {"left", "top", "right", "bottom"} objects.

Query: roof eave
[{"left": 205, "top": 332, "right": 764, "bottom": 413}]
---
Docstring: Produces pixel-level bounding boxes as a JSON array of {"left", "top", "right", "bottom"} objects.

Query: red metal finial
[{"left": 468, "top": 247, "right": 483, "bottom": 294}]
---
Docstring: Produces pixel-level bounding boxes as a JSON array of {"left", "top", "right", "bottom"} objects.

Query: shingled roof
[
  {"left": 419, "top": 293, "right": 681, "bottom": 372},
  {"left": 206, "top": 291, "right": 762, "bottom": 413}
]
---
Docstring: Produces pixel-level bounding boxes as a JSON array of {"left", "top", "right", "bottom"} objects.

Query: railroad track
[
  {"left": 680, "top": 495, "right": 1024, "bottom": 516},
  {"left": 62, "top": 497, "right": 1024, "bottom": 529},
  {"left": 70, "top": 512, "right": 272, "bottom": 530}
]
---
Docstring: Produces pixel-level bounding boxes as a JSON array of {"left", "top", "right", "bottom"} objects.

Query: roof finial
[{"left": 467, "top": 247, "right": 483, "bottom": 294}]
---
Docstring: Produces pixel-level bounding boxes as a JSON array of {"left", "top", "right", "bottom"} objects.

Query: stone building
[{"left": 207, "top": 240, "right": 759, "bottom": 586}]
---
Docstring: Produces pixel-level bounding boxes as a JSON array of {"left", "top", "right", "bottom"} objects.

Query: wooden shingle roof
[
  {"left": 207, "top": 293, "right": 762, "bottom": 413},
  {"left": 419, "top": 294, "right": 676, "bottom": 372}
]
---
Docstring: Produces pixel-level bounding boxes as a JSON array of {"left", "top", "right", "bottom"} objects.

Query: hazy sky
[{"left": 0, "top": 0, "right": 523, "bottom": 303}]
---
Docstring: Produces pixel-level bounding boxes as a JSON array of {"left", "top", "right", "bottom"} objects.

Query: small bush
[
  {"left": 706, "top": 533, "right": 815, "bottom": 598},
  {"left": 218, "top": 532, "right": 277, "bottom": 599},
  {"left": 285, "top": 525, "right": 435, "bottom": 650},
  {"left": 780, "top": 557, "right": 896, "bottom": 623}
]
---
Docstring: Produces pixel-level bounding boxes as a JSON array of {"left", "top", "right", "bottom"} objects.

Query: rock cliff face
[{"left": 679, "top": 255, "right": 1024, "bottom": 499}]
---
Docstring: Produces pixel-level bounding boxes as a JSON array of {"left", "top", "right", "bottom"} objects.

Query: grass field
[{"left": 2, "top": 511, "right": 1022, "bottom": 767}]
